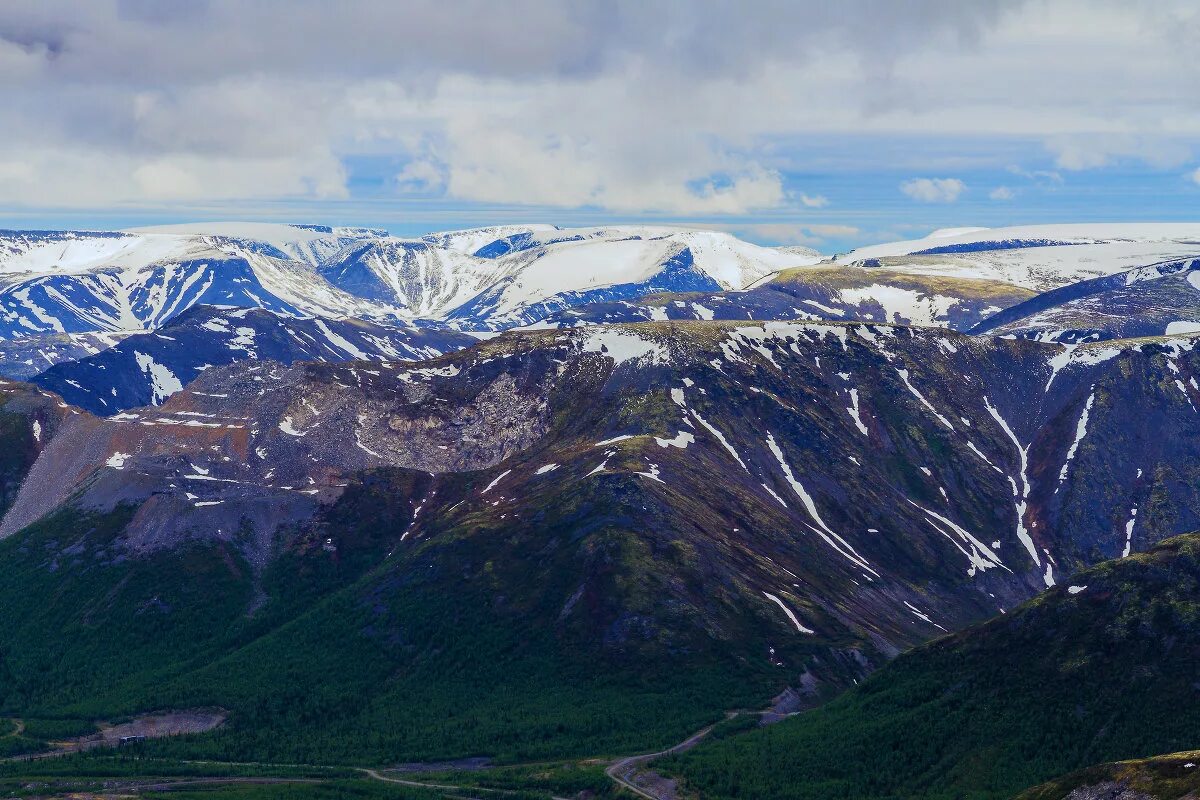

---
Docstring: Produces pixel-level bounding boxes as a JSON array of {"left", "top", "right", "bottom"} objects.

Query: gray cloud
[
  {"left": 1, "top": 1, "right": 1013, "bottom": 84},
  {"left": 0, "top": 1, "right": 1196, "bottom": 212}
]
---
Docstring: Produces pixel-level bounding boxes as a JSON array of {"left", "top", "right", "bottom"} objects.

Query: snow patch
[
  {"left": 133, "top": 351, "right": 183, "bottom": 405},
  {"left": 655, "top": 431, "right": 695, "bottom": 449},
  {"left": 762, "top": 591, "right": 814, "bottom": 634},
  {"left": 580, "top": 328, "right": 667, "bottom": 366},
  {"left": 765, "top": 431, "right": 877, "bottom": 576}
]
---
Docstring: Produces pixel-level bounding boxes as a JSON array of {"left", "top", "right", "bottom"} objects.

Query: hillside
[
  {"left": 29, "top": 305, "right": 475, "bottom": 414},
  {"left": 532, "top": 265, "right": 1034, "bottom": 331},
  {"left": 663, "top": 533, "right": 1200, "bottom": 800},
  {"left": 1017, "top": 750, "right": 1200, "bottom": 800},
  {"left": 0, "top": 224, "right": 821, "bottom": 337},
  {"left": 972, "top": 257, "right": 1200, "bottom": 343},
  {"left": 0, "top": 322, "right": 1199, "bottom": 767}
]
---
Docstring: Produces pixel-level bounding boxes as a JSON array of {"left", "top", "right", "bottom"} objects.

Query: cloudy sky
[{"left": 1, "top": 0, "right": 1198, "bottom": 251}]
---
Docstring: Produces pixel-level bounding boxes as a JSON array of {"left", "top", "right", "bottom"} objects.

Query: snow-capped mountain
[
  {"left": 527, "top": 263, "right": 1034, "bottom": 331},
  {"left": 972, "top": 257, "right": 1200, "bottom": 343},
  {"left": 0, "top": 223, "right": 821, "bottom": 338},
  {"left": 450, "top": 227, "right": 814, "bottom": 328},
  {"left": 0, "top": 227, "right": 359, "bottom": 338},
  {"left": 840, "top": 223, "right": 1200, "bottom": 292},
  {"left": 3, "top": 222, "right": 1200, "bottom": 785},
  {"left": 317, "top": 238, "right": 513, "bottom": 319},
  {"left": 31, "top": 305, "right": 476, "bottom": 415},
  {"left": 0, "top": 330, "right": 130, "bottom": 380}
]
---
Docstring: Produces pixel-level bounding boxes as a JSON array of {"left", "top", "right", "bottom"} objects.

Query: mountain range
[{"left": 0, "top": 220, "right": 1198, "bottom": 799}]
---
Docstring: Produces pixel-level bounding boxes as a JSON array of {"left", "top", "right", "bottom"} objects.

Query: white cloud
[
  {"left": 1190, "top": 167, "right": 1200, "bottom": 186},
  {"left": 721, "top": 223, "right": 860, "bottom": 246},
  {"left": 806, "top": 224, "right": 860, "bottom": 237},
  {"left": 1046, "top": 134, "right": 1193, "bottom": 171},
  {"left": 989, "top": 186, "right": 1015, "bottom": 200},
  {"left": 1, "top": 0, "right": 1200, "bottom": 213},
  {"left": 1007, "top": 166, "right": 1063, "bottom": 185},
  {"left": 395, "top": 159, "right": 445, "bottom": 193},
  {"left": 0, "top": 147, "right": 347, "bottom": 206},
  {"left": 900, "top": 177, "right": 966, "bottom": 203}
]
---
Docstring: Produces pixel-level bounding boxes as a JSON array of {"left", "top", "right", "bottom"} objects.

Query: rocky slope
[
  {"left": 0, "top": 322, "right": 1198, "bottom": 765},
  {"left": 1017, "top": 750, "right": 1200, "bottom": 800},
  {"left": 0, "top": 224, "right": 820, "bottom": 339},
  {"left": 531, "top": 264, "right": 1034, "bottom": 331},
  {"left": 972, "top": 257, "right": 1200, "bottom": 343},
  {"left": 840, "top": 223, "right": 1200, "bottom": 292},
  {"left": 29, "top": 304, "right": 476, "bottom": 415}
]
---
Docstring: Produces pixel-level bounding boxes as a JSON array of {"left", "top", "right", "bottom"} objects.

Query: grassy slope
[
  {"left": 1017, "top": 750, "right": 1200, "bottom": 800},
  {"left": 664, "top": 534, "right": 1200, "bottom": 800},
  {"left": 142, "top": 461, "right": 794, "bottom": 765},
  {"left": 767, "top": 264, "right": 1035, "bottom": 303},
  {"left": 0, "top": 754, "right": 449, "bottom": 799},
  {"left": 0, "top": 463, "right": 792, "bottom": 766}
]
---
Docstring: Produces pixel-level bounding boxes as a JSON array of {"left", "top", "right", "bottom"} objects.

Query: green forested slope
[{"left": 665, "top": 534, "right": 1200, "bottom": 800}]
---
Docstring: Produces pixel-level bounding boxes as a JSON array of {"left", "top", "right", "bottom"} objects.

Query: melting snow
[
  {"left": 134, "top": 351, "right": 183, "bottom": 405},
  {"left": 765, "top": 431, "right": 877, "bottom": 576},
  {"left": 481, "top": 469, "right": 511, "bottom": 494},
  {"left": 595, "top": 434, "right": 634, "bottom": 446},
  {"left": 909, "top": 500, "right": 1008, "bottom": 577},
  {"left": 1058, "top": 388, "right": 1095, "bottom": 485},
  {"left": 636, "top": 462, "right": 664, "bottom": 483},
  {"left": 315, "top": 319, "right": 369, "bottom": 359},
  {"left": 691, "top": 410, "right": 748, "bottom": 470},
  {"left": 1122, "top": 507, "right": 1138, "bottom": 557},
  {"left": 580, "top": 329, "right": 667, "bottom": 365},
  {"left": 903, "top": 600, "right": 947, "bottom": 631},
  {"left": 761, "top": 483, "right": 789, "bottom": 507},
  {"left": 984, "top": 395, "right": 1042, "bottom": 577},
  {"left": 762, "top": 591, "right": 814, "bottom": 634},
  {"left": 896, "top": 368, "right": 955, "bottom": 431},
  {"left": 655, "top": 431, "right": 695, "bottom": 449},
  {"left": 1166, "top": 321, "right": 1200, "bottom": 335},
  {"left": 105, "top": 452, "right": 130, "bottom": 469},
  {"left": 1067, "top": 585, "right": 1087, "bottom": 594},
  {"left": 846, "top": 388, "right": 868, "bottom": 435},
  {"left": 535, "top": 463, "right": 560, "bottom": 475}
]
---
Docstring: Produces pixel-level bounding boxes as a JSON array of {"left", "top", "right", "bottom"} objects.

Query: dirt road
[
  {"left": 1, "top": 710, "right": 226, "bottom": 762},
  {"left": 364, "top": 767, "right": 573, "bottom": 799},
  {"left": 604, "top": 719, "right": 722, "bottom": 800}
]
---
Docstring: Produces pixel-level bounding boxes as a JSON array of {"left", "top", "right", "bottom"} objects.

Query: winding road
[
  {"left": 364, "top": 767, "right": 573, "bottom": 799},
  {"left": 4, "top": 709, "right": 735, "bottom": 799},
  {"left": 604, "top": 717, "right": 727, "bottom": 800}
]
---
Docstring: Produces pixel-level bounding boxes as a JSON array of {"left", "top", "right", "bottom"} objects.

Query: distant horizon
[
  {"left": 4, "top": 3, "right": 1200, "bottom": 257},
  {"left": 6, "top": 213, "right": 1200, "bottom": 258}
]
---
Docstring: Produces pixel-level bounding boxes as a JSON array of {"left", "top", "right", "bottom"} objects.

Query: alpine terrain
[{"left": 0, "top": 221, "right": 1197, "bottom": 799}]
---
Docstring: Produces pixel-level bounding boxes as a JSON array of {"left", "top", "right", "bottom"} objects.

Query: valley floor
[{"left": 0, "top": 703, "right": 725, "bottom": 799}]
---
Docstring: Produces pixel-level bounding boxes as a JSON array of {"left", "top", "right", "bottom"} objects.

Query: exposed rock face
[
  {"left": 2, "top": 322, "right": 1199, "bottom": 686},
  {"left": 972, "top": 257, "right": 1200, "bottom": 343},
  {"left": 28, "top": 305, "right": 477, "bottom": 415},
  {"left": 1064, "top": 784, "right": 1153, "bottom": 800},
  {"left": 530, "top": 265, "right": 1035, "bottom": 331}
]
